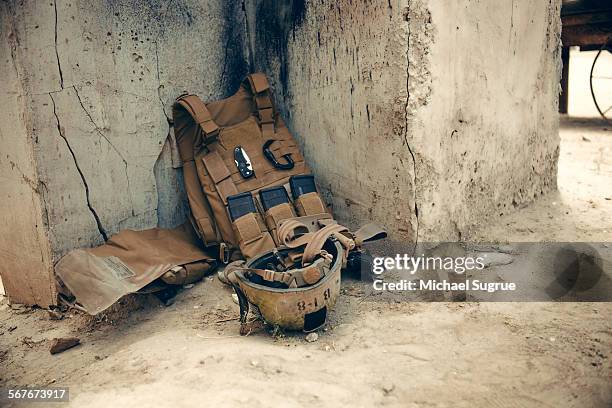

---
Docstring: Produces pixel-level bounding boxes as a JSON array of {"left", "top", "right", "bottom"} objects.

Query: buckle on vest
[
  {"left": 219, "top": 242, "right": 230, "bottom": 264},
  {"left": 263, "top": 139, "right": 295, "bottom": 170}
]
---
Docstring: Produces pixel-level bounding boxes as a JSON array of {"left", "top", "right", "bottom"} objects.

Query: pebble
[
  {"left": 305, "top": 332, "right": 319, "bottom": 342},
  {"left": 49, "top": 337, "right": 80, "bottom": 355},
  {"left": 382, "top": 383, "right": 395, "bottom": 395},
  {"left": 183, "top": 284, "right": 194, "bottom": 289}
]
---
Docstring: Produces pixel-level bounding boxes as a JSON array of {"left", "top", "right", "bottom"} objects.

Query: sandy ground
[{"left": 0, "top": 117, "right": 611, "bottom": 408}]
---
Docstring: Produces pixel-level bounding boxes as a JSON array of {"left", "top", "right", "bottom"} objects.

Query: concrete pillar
[
  {"left": 0, "top": 4, "right": 55, "bottom": 305},
  {"left": 246, "top": 0, "right": 562, "bottom": 243}
]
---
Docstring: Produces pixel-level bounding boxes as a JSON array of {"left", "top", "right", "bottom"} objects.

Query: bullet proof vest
[{"left": 173, "top": 73, "right": 330, "bottom": 260}]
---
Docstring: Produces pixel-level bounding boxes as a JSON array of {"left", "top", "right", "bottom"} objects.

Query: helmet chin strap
[{"left": 230, "top": 282, "right": 251, "bottom": 335}]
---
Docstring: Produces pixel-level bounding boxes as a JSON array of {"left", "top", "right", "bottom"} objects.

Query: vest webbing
[
  {"left": 277, "top": 220, "right": 355, "bottom": 264},
  {"left": 244, "top": 73, "right": 275, "bottom": 139}
]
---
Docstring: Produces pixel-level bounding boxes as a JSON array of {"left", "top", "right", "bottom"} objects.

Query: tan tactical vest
[{"left": 173, "top": 73, "right": 329, "bottom": 260}]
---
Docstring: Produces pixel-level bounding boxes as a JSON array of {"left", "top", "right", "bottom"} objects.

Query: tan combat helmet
[{"left": 229, "top": 239, "right": 344, "bottom": 333}]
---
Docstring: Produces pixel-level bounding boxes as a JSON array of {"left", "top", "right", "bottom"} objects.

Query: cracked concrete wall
[
  {"left": 3, "top": 0, "right": 248, "bottom": 262},
  {"left": 246, "top": 0, "right": 561, "bottom": 244},
  {"left": 1, "top": 0, "right": 248, "bottom": 304}
]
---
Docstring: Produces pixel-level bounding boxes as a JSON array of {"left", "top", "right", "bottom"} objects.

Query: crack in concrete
[
  {"left": 404, "top": 5, "right": 419, "bottom": 255},
  {"left": 8, "top": 160, "right": 39, "bottom": 191},
  {"left": 116, "top": 208, "right": 156, "bottom": 227},
  {"left": 8, "top": 29, "right": 21, "bottom": 84},
  {"left": 220, "top": 28, "right": 234, "bottom": 81},
  {"left": 242, "top": 0, "right": 255, "bottom": 72},
  {"left": 53, "top": 0, "right": 64, "bottom": 89},
  {"left": 73, "top": 86, "right": 124, "bottom": 161},
  {"left": 49, "top": 92, "right": 108, "bottom": 241},
  {"left": 154, "top": 41, "right": 170, "bottom": 124},
  {"left": 154, "top": 39, "right": 175, "bottom": 228},
  {"left": 72, "top": 85, "right": 135, "bottom": 216},
  {"left": 38, "top": 180, "right": 51, "bottom": 229},
  {"left": 7, "top": 158, "right": 52, "bottom": 230}
]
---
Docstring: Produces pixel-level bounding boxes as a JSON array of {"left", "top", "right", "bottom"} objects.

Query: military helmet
[{"left": 230, "top": 239, "right": 344, "bottom": 332}]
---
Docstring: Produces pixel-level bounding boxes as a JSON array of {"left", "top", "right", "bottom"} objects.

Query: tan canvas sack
[{"left": 55, "top": 223, "right": 216, "bottom": 314}]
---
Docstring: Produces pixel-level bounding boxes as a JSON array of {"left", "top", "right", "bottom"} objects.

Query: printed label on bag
[{"left": 101, "top": 256, "right": 136, "bottom": 280}]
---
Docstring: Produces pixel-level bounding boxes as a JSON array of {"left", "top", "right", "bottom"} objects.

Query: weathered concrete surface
[
  {"left": 5, "top": 0, "right": 248, "bottom": 259},
  {"left": 1, "top": 0, "right": 248, "bottom": 304},
  {"left": 246, "top": 0, "right": 562, "bottom": 243},
  {"left": 245, "top": 0, "right": 416, "bottom": 240},
  {"left": 0, "top": 2, "right": 55, "bottom": 306},
  {"left": 407, "top": 0, "right": 562, "bottom": 241}
]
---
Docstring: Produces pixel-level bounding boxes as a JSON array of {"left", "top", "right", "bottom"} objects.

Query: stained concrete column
[{"left": 245, "top": 0, "right": 562, "bottom": 244}]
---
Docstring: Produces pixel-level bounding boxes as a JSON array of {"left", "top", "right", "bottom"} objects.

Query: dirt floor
[{"left": 0, "top": 116, "right": 611, "bottom": 407}]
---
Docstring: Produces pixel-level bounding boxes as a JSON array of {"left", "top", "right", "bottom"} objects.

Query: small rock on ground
[{"left": 49, "top": 337, "right": 80, "bottom": 355}]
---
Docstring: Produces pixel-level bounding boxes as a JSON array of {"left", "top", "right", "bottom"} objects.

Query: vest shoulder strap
[
  {"left": 245, "top": 73, "right": 270, "bottom": 93},
  {"left": 175, "top": 94, "right": 219, "bottom": 143}
]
